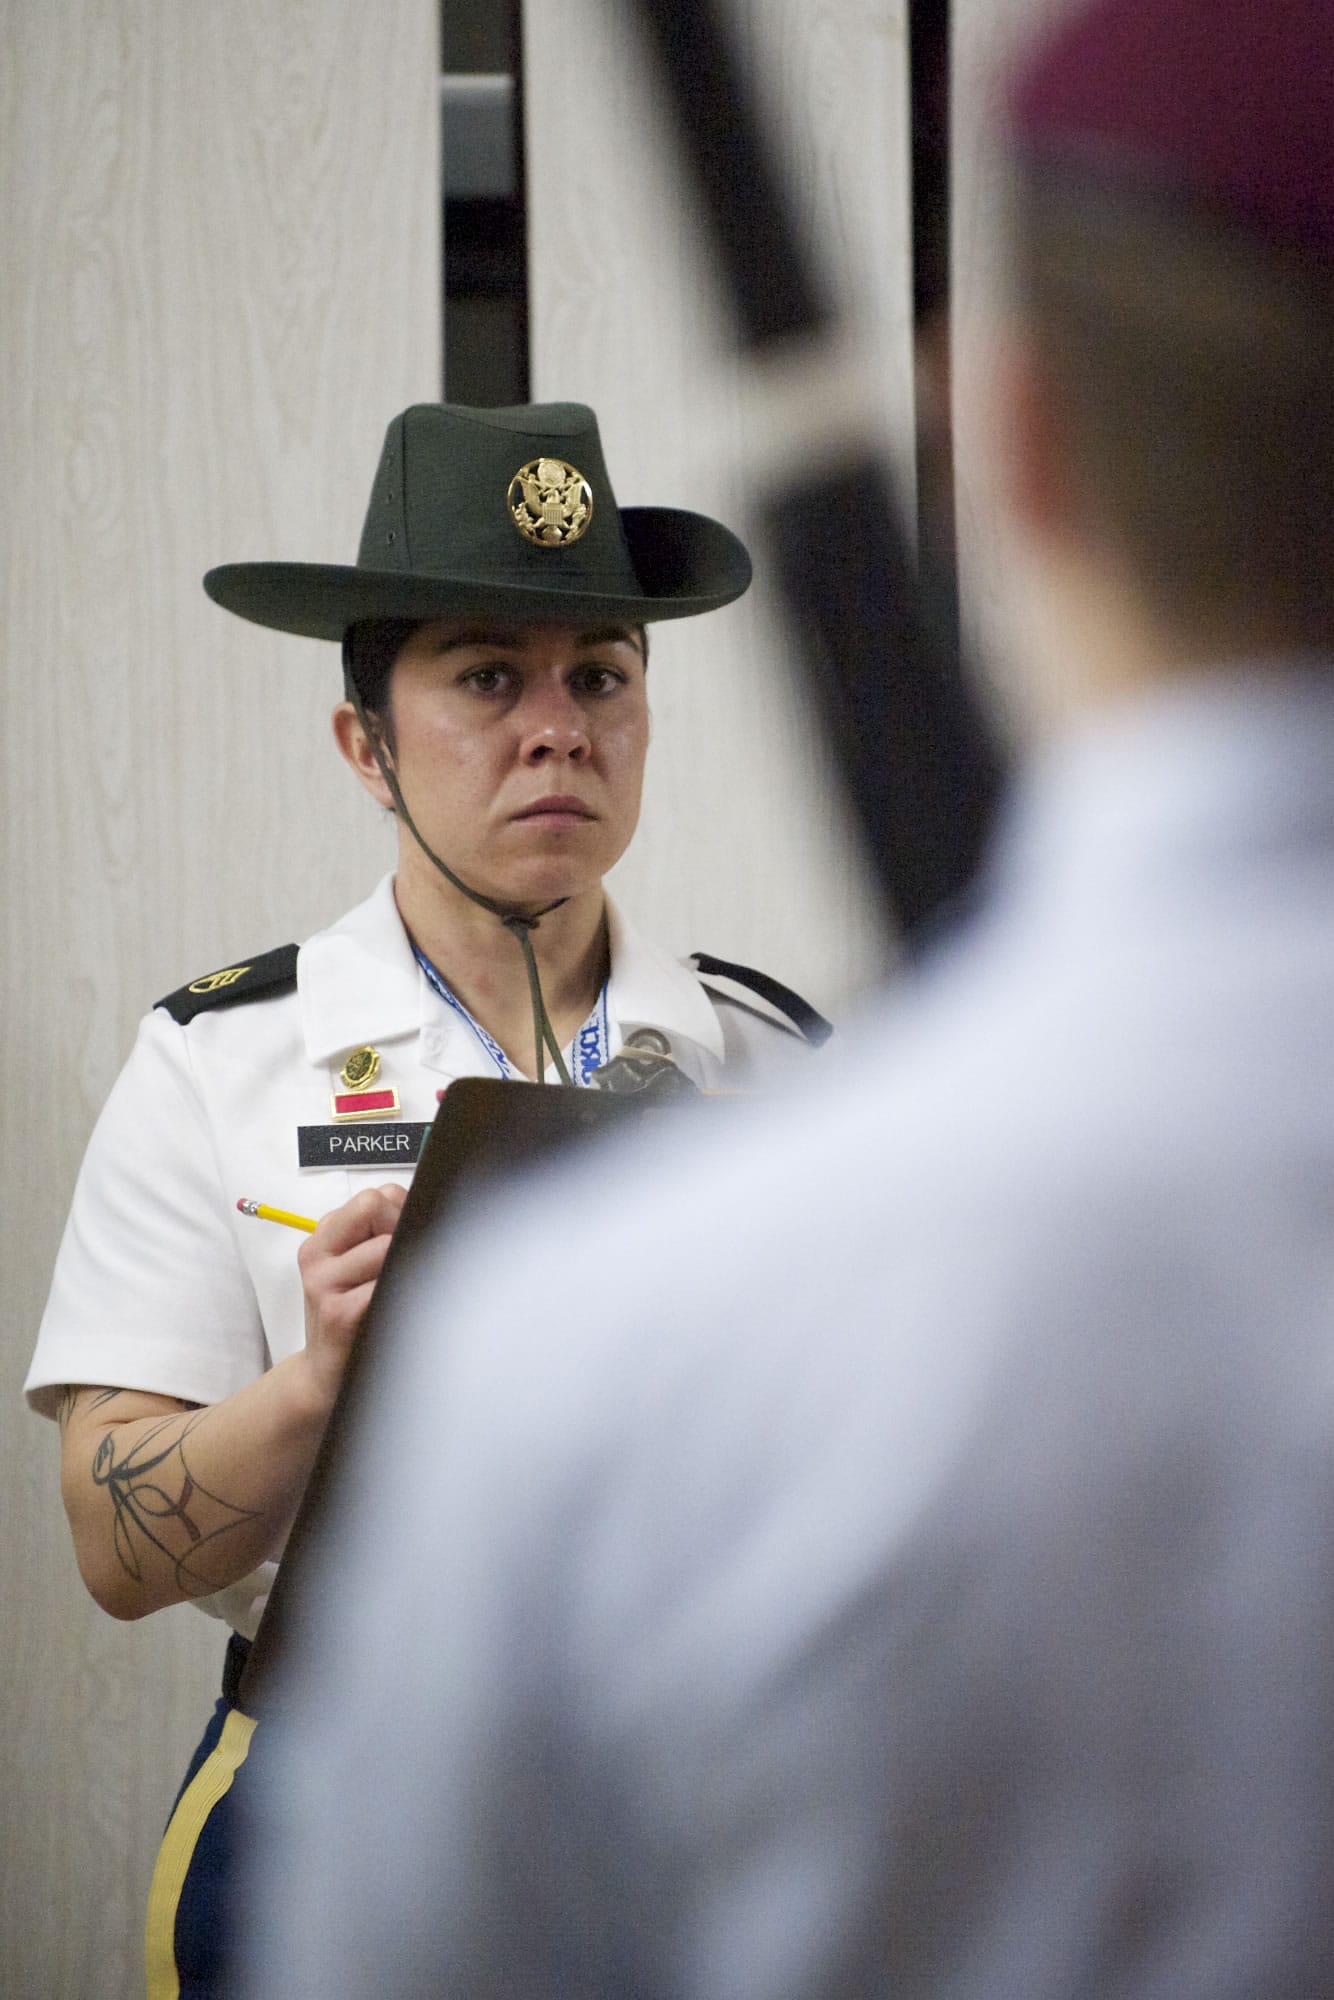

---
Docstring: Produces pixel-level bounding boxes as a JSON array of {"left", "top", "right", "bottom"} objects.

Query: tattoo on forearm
[{"left": 90, "top": 1412, "right": 259, "bottom": 1596}]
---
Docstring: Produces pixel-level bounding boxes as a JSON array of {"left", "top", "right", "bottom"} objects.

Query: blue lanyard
[{"left": 414, "top": 946, "right": 610, "bottom": 1085}]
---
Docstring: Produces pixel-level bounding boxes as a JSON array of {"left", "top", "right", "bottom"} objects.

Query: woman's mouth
[{"left": 512, "top": 795, "right": 595, "bottom": 825}]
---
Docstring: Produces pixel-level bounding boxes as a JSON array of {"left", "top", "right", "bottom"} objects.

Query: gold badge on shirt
[{"left": 331, "top": 1045, "right": 399, "bottom": 1120}]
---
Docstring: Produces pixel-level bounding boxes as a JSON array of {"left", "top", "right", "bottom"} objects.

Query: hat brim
[{"left": 204, "top": 506, "right": 751, "bottom": 641}]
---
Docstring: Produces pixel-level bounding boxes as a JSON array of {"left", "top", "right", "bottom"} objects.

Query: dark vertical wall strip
[
  {"left": 441, "top": 0, "right": 530, "bottom": 404},
  {"left": 508, "top": 1, "right": 531, "bottom": 400},
  {"left": 910, "top": 0, "right": 952, "bottom": 330},
  {"left": 909, "top": 0, "right": 962, "bottom": 696}
]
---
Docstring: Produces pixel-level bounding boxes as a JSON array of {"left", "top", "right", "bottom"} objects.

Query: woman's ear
[
  {"left": 989, "top": 320, "right": 1086, "bottom": 555},
  {"left": 332, "top": 701, "right": 396, "bottom": 811}
]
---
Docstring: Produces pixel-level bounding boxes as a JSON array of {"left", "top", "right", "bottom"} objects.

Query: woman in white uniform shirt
[{"left": 25, "top": 400, "right": 826, "bottom": 1998}]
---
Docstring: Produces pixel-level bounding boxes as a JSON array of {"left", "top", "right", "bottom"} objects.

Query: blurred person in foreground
[{"left": 241, "top": 1, "right": 1334, "bottom": 1994}]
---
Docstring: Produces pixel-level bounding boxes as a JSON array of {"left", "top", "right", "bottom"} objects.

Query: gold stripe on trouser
[{"left": 144, "top": 1708, "right": 258, "bottom": 2000}]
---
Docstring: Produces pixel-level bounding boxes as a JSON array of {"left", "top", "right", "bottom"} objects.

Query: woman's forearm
[{"left": 58, "top": 1356, "right": 335, "bottom": 1620}]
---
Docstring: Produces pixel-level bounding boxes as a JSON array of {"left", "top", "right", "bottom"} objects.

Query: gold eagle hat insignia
[{"left": 508, "top": 457, "right": 594, "bottom": 547}]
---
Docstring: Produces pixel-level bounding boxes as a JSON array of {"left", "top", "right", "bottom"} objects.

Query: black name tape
[{"left": 298, "top": 1123, "right": 431, "bottom": 1170}]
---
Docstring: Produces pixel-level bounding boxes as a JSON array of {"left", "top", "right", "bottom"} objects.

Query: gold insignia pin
[
  {"left": 339, "top": 1045, "right": 381, "bottom": 1092},
  {"left": 508, "top": 457, "right": 593, "bottom": 547},
  {"left": 330, "top": 1044, "right": 399, "bottom": 1120},
  {"left": 187, "top": 964, "right": 252, "bottom": 995}
]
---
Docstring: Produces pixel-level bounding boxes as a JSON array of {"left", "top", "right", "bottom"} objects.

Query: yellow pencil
[{"left": 236, "top": 1197, "right": 317, "bottom": 1234}]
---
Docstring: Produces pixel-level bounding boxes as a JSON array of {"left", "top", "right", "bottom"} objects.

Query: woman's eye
[
  {"left": 576, "top": 666, "right": 623, "bottom": 694},
  {"left": 462, "top": 666, "right": 510, "bottom": 694}
]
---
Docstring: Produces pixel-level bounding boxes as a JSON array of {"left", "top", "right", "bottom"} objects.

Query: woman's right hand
[{"left": 297, "top": 1182, "right": 409, "bottom": 1402}]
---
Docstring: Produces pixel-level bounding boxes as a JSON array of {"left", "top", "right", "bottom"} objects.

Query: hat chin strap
[{"left": 345, "top": 662, "right": 575, "bottom": 1087}]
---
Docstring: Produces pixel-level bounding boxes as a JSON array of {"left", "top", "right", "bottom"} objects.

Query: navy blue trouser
[{"left": 145, "top": 1633, "right": 254, "bottom": 2000}]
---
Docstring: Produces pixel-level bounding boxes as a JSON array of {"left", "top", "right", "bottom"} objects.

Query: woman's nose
[{"left": 518, "top": 684, "right": 592, "bottom": 762}]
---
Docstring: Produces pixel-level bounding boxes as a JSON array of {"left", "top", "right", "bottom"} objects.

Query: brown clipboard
[{"left": 239, "top": 1076, "right": 699, "bottom": 1712}]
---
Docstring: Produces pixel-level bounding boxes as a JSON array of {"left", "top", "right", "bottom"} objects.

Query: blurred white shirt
[{"left": 243, "top": 664, "right": 1334, "bottom": 2000}]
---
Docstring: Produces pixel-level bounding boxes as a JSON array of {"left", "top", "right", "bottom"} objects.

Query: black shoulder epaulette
[
  {"left": 156, "top": 943, "right": 299, "bottom": 1024},
  {"left": 690, "top": 952, "right": 833, "bottom": 1047}
]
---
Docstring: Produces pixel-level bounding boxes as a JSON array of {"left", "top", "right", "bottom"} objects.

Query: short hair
[
  {"left": 1011, "top": 166, "right": 1334, "bottom": 652},
  {"left": 343, "top": 619, "right": 421, "bottom": 742}
]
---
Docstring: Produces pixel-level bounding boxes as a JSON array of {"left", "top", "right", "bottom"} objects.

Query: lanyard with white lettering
[{"left": 414, "top": 947, "right": 610, "bottom": 1086}]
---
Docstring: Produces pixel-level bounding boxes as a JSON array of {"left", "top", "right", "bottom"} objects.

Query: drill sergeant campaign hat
[{"left": 204, "top": 400, "right": 752, "bottom": 640}]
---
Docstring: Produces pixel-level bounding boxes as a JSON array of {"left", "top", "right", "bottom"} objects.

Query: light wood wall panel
[
  {"left": 0, "top": 4, "right": 439, "bottom": 1994},
  {"left": 522, "top": 0, "right": 913, "bottom": 1015}
]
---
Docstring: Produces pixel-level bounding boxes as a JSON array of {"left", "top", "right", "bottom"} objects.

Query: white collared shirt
[
  {"left": 246, "top": 667, "right": 1334, "bottom": 1998},
  {"left": 25, "top": 875, "right": 812, "bottom": 1634},
  {"left": 296, "top": 876, "right": 739, "bottom": 1090}
]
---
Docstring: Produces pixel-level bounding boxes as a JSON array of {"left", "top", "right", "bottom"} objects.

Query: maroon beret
[{"left": 1009, "top": 0, "right": 1334, "bottom": 263}]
